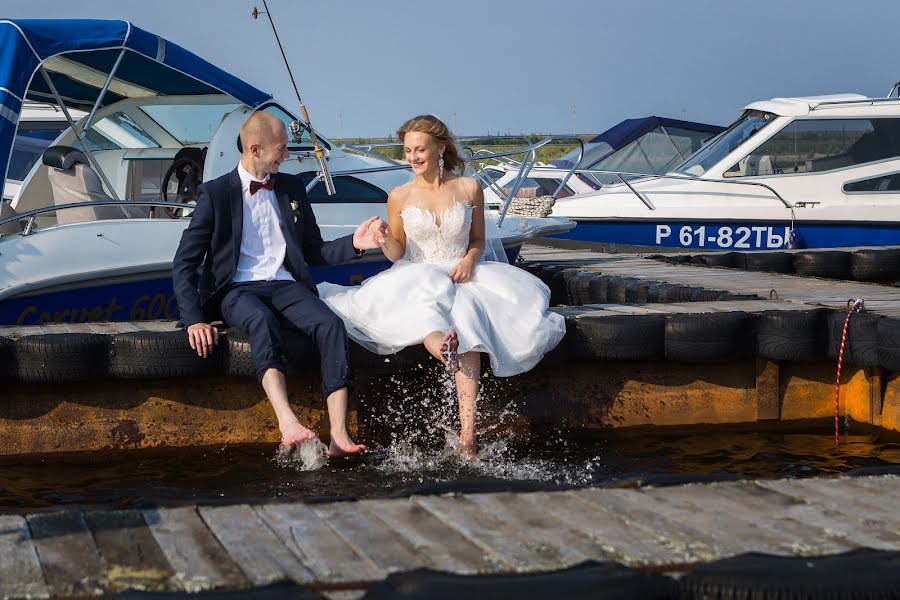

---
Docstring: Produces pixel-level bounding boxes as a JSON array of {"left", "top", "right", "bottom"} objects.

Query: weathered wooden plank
[
  {"left": 642, "top": 482, "right": 855, "bottom": 555},
  {"left": 256, "top": 502, "right": 382, "bottom": 582},
  {"left": 573, "top": 488, "right": 728, "bottom": 561},
  {"left": 199, "top": 504, "right": 315, "bottom": 586},
  {"left": 415, "top": 493, "right": 581, "bottom": 571},
  {"left": 759, "top": 478, "right": 900, "bottom": 521},
  {"left": 84, "top": 509, "right": 175, "bottom": 591},
  {"left": 466, "top": 492, "right": 615, "bottom": 564},
  {"left": 0, "top": 514, "right": 49, "bottom": 599},
  {"left": 27, "top": 510, "right": 107, "bottom": 596},
  {"left": 360, "top": 498, "right": 507, "bottom": 573},
  {"left": 38, "top": 323, "right": 71, "bottom": 335},
  {"left": 144, "top": 506, "right": 247, "bottom": 592},
  {"left": 739, "top": 482, "right": 900, "bottom": 549},
  {"left": 312, "top": 500, "right": 427, "bottom": 573}
]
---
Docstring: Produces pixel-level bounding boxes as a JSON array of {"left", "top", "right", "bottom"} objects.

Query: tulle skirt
[{"left": 317, "top": 259, "right": 565, "bottom": 377}]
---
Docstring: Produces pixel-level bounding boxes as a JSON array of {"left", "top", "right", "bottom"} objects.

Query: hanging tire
[
  {"left": 757, "top": 309, "right": 827, "bottom": 361},
  {"left": 571, "top": 314, "right": 665, "bottom": 360},
  {"left": 691, "top": 252, "right": 736, "bottom": 268},
  {"left": 567, "top": 273, "right": 594, "bottom": 306},
  {"left": 647, "top": 283, "right": 675, "bottom": 303},
  {"left": 0, "top": 336, "right": 15, "bottom": 381},
  {"left": 550, "top": 269, "right": 580, "bottom": 306},
  {"left": 877, "top": 317, "right": 900, "bottom": 372},
  {"left": 691, "top": 288, "right": 722, "bottom": 301},
  {"left": 665, "top": 312, "right": 756, "bottom": 362},
  {"left": 226, "top": 327, "right": 319, "bottom": 379},
  {"left": 587, "top": 275, "right": 610, "bottom": 304},
  {"left": 793, "top": 250, "right": 852, "bottom": 279},
  {"left": 16, "top": 333, "right": 109, "bottom": 383},
  {"left": 606, "top": 276, "right": 628, "bottom": 304},
  {"left": 624, "top": 279, "right": 651, "bottom": 304},
  {"left": 826, "top": 309, "right": 881, "bottom": 366},
  {"left": 537, "top": 264, "right": 567, "bottom": 286},
  {"left": 679, "top": 549, "right": 900, "bottom": 600},
  {"left": 851, "top": 248, "right": 900, "bottom": 282},
  {"left": 733, "top": 252, "right": 794, "bottom": 273},
  {"left": 109, "top": 330, "right": 225, "bottom": 379}
]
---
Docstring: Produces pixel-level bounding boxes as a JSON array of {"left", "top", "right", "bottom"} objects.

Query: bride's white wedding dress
[{"left": 317, "top": 200, "right": 566, "bottom": 376}]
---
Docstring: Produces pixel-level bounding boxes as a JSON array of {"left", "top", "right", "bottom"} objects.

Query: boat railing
[
  {"left": 309, "top": 136, "right": 584, "bottom": 226},
  {"left": 0, "top": 200, "right": 200, "bottom": 236},
  {"left": 572, "top": 168, "right": 795, "bottom": 211}
]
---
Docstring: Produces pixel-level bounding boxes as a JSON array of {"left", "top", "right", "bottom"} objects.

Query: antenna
[{"left": 253, "top": 1, "right": 336, "bottom": 195}]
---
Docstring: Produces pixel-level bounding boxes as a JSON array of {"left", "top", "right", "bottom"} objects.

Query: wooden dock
[
  {"left": 521, "top": 245, "right": 900, "bottom": 317},
  {"left": 2, "top": 474, "right": 897, "bottom": 598}
]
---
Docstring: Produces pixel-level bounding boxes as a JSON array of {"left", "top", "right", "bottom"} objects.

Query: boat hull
[
  {"left": 0, "top": 245, "right": 523, "bottom": 325},
  {"left": 550, "top": 219, "right": 900, "bottom": 250}
]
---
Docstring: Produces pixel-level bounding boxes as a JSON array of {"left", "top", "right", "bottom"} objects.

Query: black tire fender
[
  {"left": 851, "top": 248, "right": 900, "bottom": 282},
  {"left": 109, "top": 330, "right": 225, "bottom": 379},
  {"left": 665, "top": 312, "right": 756, "bottom": 362},
  {"left": 0, "top": 336, "right": 15, "bottom": 381},
  {"left": 826, "top": 309, "right": 881, "bottom": 366},
  {"left": 587, "top": 275, "right": 610, "bottom": 304},
  {"left": 877, "top": 317, "right": 900, "bottom": 372},
  {"left": 756, "top": 309, "right": 827, "bottom": 361},
  {"left": 16, "top": 333, "right": 109, "bottom": 383},
  {"left": 734, "top": 252, "right": 794, "bottom": 273},
  {"left": 793, "top": 250, "right": 852, "bottom": 279},
  {"left": 571, "top": 314, "right": 665, "bottom": 360}
]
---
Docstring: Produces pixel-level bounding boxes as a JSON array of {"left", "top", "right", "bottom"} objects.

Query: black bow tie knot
[{"left": 249, "top": 178, "right": 275, "bottom": 195}]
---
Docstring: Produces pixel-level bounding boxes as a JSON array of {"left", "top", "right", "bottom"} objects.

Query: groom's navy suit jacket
[{"left": 172, "top": 168, "right": 359, "bottom": 327}]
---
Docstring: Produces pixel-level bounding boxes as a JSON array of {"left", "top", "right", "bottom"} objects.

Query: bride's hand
[
  {"left": 353, "top": 216, "right": 387, "bottom": 250},
  {"left": 450, "top": 257, "right": 475, "bottom": 283}
]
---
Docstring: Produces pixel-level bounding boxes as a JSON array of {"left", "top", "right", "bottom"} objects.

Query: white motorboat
[{"left": 545, "top": 90, "right": 900, "bottom": 250}]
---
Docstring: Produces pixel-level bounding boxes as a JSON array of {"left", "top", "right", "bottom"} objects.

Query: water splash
[{"left": 275, "top": 437, "right": 328, "bottom": 471}]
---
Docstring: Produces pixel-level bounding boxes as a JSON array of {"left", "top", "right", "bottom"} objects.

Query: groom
[{"left": 173, "top": 111, "right": 385, "bottom": 456}]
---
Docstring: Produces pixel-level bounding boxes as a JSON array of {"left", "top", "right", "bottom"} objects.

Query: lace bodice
[{"left": 401, "top": 202, "right": 473, "bottom": 264}]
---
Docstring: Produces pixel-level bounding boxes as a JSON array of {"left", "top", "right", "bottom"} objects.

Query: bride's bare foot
[
  {"left": 460, "top": 435, "right": 478, "bottom": 458},
  {"left": 442, "top": 330, "right": 460, "bottom": 374},
  {"left": 328, "top": 431, "right": 367, "bottom": 458},
  {"left": 281, "top": 422, "right": 318, "bottom": 446}
]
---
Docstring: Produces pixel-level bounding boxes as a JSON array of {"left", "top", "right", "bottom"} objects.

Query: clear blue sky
[{"left": 6, "top": 1, "right": 900, "bottom": 138}]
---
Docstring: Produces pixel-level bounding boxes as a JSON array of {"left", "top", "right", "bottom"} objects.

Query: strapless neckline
[{"left": 402, "top": 202, "right": 472, "bottom": 228}]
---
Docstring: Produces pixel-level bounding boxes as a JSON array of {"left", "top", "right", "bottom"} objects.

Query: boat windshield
[
  {"left": 675, "top": 110, "right": 775, "bottom": 176},
  {"left": 141, "top": 103, "right": 240, "bottom": 144}
]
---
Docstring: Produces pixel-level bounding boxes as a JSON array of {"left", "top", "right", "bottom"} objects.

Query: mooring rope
[{"left": 835, "top": 298, "right": 865, "bottom": 450}]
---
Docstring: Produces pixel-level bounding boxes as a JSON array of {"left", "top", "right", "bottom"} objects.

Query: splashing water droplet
[{"left": 275, "top": 438, "right": 328, "bottom": 471}]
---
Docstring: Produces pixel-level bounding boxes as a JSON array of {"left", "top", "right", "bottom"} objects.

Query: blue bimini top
[{"left": 0, "top": 19, "right": 272, "bottom": 190}]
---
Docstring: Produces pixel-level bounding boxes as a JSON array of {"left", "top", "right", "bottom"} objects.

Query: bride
[{"left": 318, "top": 114, "right": 565, "bottom": 456}]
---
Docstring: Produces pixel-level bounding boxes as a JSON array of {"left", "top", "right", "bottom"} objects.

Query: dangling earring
[{"left": 439, "top": 154, "right": 445, "bottom": 181}]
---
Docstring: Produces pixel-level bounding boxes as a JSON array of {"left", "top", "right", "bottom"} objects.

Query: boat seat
[{"left": 42, "top": 146, "right": 145, "bottom": 224}]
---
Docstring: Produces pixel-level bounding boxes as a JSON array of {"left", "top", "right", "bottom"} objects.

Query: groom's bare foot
[
  {"left": 280, "top": 422, "right": 318, "bottom": 446},
  {"left": 328, "top": 432, "right": 367, "bottom": 458}
]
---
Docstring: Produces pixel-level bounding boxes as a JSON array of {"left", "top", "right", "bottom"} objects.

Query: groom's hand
[
  {"left": 353, "top": 216, "right": 387, "bottom": 250},
  {"left": 187, "top": 322, "right": 219, "bottom": 358}
]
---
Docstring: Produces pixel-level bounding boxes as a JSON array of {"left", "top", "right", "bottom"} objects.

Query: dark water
[{"left": 1, "top": 422, "right": 898, "bottom": 510}]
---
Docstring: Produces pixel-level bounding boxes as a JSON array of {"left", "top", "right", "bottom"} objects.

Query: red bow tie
[{"left": 249, "top": 178, "right": 275, "bottom": 195}]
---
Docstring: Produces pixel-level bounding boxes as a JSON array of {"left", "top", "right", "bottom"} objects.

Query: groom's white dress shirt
[{"left": 232, "top": 163, "right": 296, "bottom": 283}]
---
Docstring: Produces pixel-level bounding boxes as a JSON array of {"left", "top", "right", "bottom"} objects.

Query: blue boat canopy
[
  {"left": 0, "top": 19, "right": 272, "bottom": 191},
  {"left": 553, "top": 116, "right": 724, "bottom": 170}
]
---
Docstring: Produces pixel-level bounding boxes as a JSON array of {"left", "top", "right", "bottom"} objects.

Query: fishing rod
[{"left": 252, "top": 0, "right": 336, "bottom": 195}]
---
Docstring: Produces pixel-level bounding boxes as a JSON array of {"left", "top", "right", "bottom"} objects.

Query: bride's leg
[
  {"left": 423, "top": 330, "right": 459, "bottom": 372},
  {"left": 456, "top": 352, "right": 480, "bottom": 457}
]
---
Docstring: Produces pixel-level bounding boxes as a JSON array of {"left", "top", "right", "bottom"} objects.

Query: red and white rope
[{"left": 835, "top": 298, "right": 865, "bottom": 449}]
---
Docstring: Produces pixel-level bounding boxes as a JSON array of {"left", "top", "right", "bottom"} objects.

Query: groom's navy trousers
[{"left": 220, "top": 280, "right": 350, "bottom": 394}]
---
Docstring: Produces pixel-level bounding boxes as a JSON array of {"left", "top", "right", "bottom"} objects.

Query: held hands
[
  {"left": 352, "top": 216, "right": 389, "bottom": 250},
  {"left": 450, "top": 256, "right": 476, "bottom": 283},
  {"left": 187, "top": 322, "right": 219, "bottom": 358}
]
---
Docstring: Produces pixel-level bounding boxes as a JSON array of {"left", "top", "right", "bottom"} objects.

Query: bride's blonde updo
[{"left": 397, "top": 114, "right": 465, "bottom": 175}]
